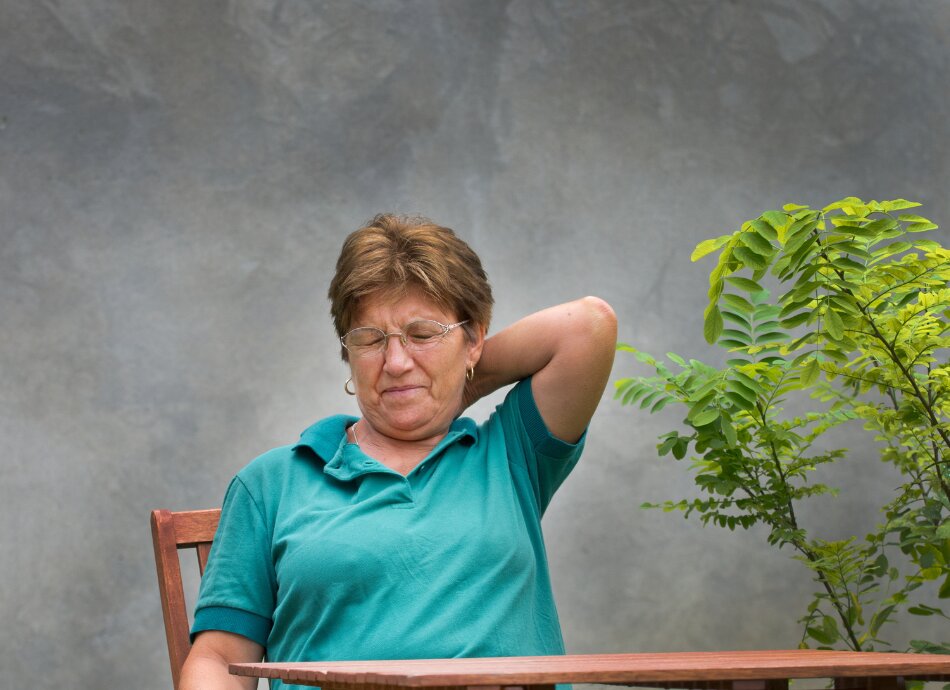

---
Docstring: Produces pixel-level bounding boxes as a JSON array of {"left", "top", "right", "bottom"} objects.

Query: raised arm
[
  {"left": 180, "top": 630, "right": 264, "bottom": 690},
  {"left": 464, "top": 296, "right": 617, "bottom": 443}
]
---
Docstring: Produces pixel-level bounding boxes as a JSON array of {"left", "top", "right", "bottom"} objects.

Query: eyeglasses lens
[{"left": 344, "top": 320, "right": 448, "bottom": 356}]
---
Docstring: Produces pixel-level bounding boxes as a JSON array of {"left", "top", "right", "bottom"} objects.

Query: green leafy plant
[{"left": 617, "top": 197, "right": 950, "bottom": 652}]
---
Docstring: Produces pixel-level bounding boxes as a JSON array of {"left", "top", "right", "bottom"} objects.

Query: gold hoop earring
[
  {"left": 344, "top": 378, "right": 356, "bottom": 395},
  {"left": 466, "top": 366, "right": 475, "bottom": 381}
]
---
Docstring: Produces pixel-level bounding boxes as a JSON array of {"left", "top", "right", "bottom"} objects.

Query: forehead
[{"left": 352, "top": 287, "right": 457, "bottom": 327}]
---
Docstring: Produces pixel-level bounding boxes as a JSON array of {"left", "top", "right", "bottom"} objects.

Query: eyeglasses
[{"left": 341, "top": 319, "right": 469, "bottom": 358}]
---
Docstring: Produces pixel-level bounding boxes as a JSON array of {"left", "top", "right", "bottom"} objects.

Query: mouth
[{"left": 382, "top": 384, "right": 425, "bottom": 396}]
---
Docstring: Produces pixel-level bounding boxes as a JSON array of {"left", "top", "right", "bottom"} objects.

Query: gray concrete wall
[{"left": 2, "top": 2, "right": 948, "bottom": 688}]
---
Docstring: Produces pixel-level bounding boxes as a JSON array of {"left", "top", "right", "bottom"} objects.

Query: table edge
[{"left": 229, "top": 652, "right": 950, "bottom": 687}]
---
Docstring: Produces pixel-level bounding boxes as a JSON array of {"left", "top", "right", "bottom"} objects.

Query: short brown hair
[{"left": 328, "top": 214, "right": 493, "bottom": 359}]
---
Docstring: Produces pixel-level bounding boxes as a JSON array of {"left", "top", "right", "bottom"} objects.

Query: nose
[{"left": 382, "top": 333, "right": 414, "bottom": 375}]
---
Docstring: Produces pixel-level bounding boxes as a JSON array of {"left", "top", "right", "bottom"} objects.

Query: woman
[{"left": 181, "top": 214, "right": 617, "bottom": 689}]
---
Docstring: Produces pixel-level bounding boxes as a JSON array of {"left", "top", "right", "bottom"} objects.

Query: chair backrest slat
[
  {"left": 151, "top": 508, "right": 221, "bottom": 690},
  {"left": 196, "top": 542, "right": 213, "bottom": 575}
]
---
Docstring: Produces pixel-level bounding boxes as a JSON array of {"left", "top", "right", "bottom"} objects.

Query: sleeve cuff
[
  {"left": 514, "top": 377, "right": 587, "bottom": 459},
  {"left": 191, "top": 605, "right": 272, "bottom": 647}
]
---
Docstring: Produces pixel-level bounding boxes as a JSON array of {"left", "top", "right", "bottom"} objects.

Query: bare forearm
[
  {"left": 466, "top": 307, "right": 563, "bottom": 400},
  {"left": 180, "top": 632, "right": 263, "bottom": 690},
  {"left": 180, "top": 655, "right": 255, "bottom": 690}
]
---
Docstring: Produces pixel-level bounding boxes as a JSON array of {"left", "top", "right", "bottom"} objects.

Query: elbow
[{"left": 579, "top": 295, "right": 618, "bottom": 344}]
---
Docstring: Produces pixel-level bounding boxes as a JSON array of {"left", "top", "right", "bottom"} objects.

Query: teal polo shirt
[{"left": 192, "top": 378, "right": 584, "bottom": 685}]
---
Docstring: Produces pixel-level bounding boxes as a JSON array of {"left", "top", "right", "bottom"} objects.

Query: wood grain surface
[{"left": 230, "top": 650, "right": 950, "bottom": 688}]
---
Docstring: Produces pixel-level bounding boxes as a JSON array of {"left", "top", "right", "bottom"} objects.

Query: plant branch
[
  {"left": 820, "top": 367, "right": 915, "bottom": 397},
  {"left": 810, "top": 231, "right": 950, "bottom": 499},
  {"left": 861, "top": 313, "right": 950, "bottom": 499},
  {"left": 863, "top": 259, "right": 950, "bottom": 311}
]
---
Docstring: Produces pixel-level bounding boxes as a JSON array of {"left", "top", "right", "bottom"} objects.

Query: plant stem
[{"left": 756, "top": 401, "right": 864, "bottom": 650}]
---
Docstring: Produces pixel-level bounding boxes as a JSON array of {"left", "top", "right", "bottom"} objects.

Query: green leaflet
[
  {"left": 780, "top": 311, "right": 812, "bottom": 329},
  {"left": 721, "top": 328, "right": 752, "bottom": 345},
  {"left": 754, "top": 331, "right": 787, "bottom": 345},
  {"left": 786, "top": 216, "right": 820, "bottom": 243},
  {"left": 733, "top": 245, "right": 768, "bottom": 270},
  {"left": 721, "top": 293, "right": 755, "bottom": 314},
  {"left": 704, "top": 304, "right": 724, "bottom": 344},
  {"left": 882, "top": 199, "right": 921, "bottom": 211},
  {"left": 824, "top": 308, "right": 845, "bottom": 340},
  {"left": 832, "top": 256, "right": 866, "bottom": 273},
  {"left": 779, "top": 296, "right": 815, "bottom": 318},
  {"left": 752, "top": 313, "right": 778, "bottom": 334},
  {"left": 761, "top": 210, "right": 788, "bottom": 232},
  {"left": 730, "top": 369, "right": 768, "bottom": 395},
  {"left": 740, "top": 230, "right": 775, "bottom": 255},
  {"left": 725, "top": 276, "right": 764, "bottom": 293},
  {"left": 691, "top": 408, "right": 720, "bottom": 427},
  {"left": 720, "top": 415, "right": 738, "bottom": 446},
  {"left": 799, "top": 358, "right": 820, "bottom": 386},
  {"left": 827, "top": 295, "right": 862, "bottom": 316},
  {"left": 692, "top": 234, "right": 733, "bottom": 261},
  {"left": 666, "top": 352, "right": 687, "bottom": 366},
  {"left": 823, "top": 196, "right": 865, "bottom": 213},
  {"left": 788, "top": 234, "right": 820, "bottom": 271},
  {"left": 724, "top": 391, "right": 754, "bottom": 411},
  {"left": 725, "top": 378, "right": 758, "bottom": 405},
  {"left": 940, "top": 574, "right": 950, "bottom": 600},
  {"left": 722, "top": 310, "right": 752, "bottom": 328},
  {"left": 751, "top": 219, "right": 778, "bottom": 242}
]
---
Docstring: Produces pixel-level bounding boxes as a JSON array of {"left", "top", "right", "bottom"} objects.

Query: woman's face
[{"left": 347, "top": 287, "right": 483, "bottom": 442}]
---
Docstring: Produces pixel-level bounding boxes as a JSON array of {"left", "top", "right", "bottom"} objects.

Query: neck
[{"left": 351, "top": 420, "right": 446, "bottom": 475}]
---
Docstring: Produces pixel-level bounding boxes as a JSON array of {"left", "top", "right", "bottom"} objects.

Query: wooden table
[{"left": 230, "top": 650, "right": 950, "bottom": 690}]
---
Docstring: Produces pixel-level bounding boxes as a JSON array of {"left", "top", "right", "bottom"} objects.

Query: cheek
[
  {"left": 352, "top": 362, "right": 380, "bottom": 388},
  {"left": 431, "top": 355, "right": 466, "bottom": 393}
]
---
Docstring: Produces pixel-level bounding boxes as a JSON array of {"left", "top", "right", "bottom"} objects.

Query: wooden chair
[{"left": 151, "top": 508, "right": 221, "bottom": 690}]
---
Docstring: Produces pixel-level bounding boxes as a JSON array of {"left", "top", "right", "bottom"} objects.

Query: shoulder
[{"left": 235, "top": 443, "right": 298, "bottom": 483}]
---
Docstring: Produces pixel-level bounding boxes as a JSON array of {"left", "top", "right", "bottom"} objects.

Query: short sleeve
[
  {"left": 502, "top": 377, "right": 586, "bottom": 514},
  {"left": 191, "top": 475, "right": 277, "bottom": 646}
]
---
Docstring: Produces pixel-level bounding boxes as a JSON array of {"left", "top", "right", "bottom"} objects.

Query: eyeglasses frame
[{"left": 341, "top": 319, "right": 470, "bottom": 358}]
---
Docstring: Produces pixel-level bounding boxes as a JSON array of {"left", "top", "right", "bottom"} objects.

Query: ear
[{"left": 465, "top": 324, "right": 486, "bottom": 369}]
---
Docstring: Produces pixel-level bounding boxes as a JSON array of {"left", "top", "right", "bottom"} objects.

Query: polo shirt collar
[
  {"left": 293, "top": 415, "right": 478, "bottom": 479},
  {"left": 294, "top": 415, "right": 356, "bottom": 461}
]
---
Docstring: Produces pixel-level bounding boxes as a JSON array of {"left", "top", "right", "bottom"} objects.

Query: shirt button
[{"left": 362, "top": 460, "right": 374, "bottom": 467}]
